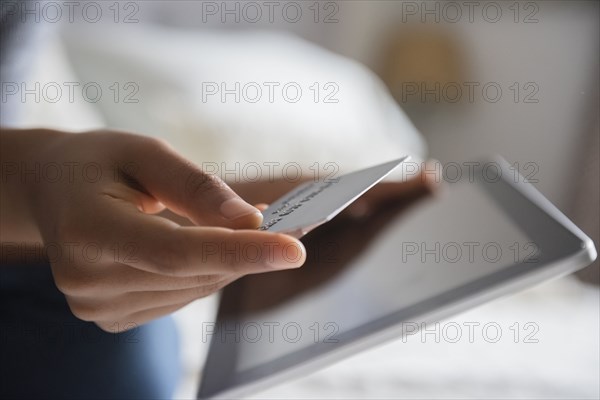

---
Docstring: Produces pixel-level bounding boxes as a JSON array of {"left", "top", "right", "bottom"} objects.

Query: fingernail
[{"left": 220, "top": 198, "right": 262, "bottom": 220}]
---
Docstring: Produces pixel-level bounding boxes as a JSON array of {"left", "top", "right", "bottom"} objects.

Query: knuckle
[
  {"left": 52, "top": 270, "right": 75, "bottom": 296},
  {"left": 184, "top": 170, "right": 224, "bottom": 200},
  {"left": 68, "top": 301, "right": 100, "bottom": 322},
  {"left": 195, "top": 281, "right": 223, "bottom": 298},
  {"left": 53, "top": 269, "right": 94, "bottom": 297},
  {"left": 193, "top": 274, "right": 221, "bottom": 286},
  {"left": 224, "top": 253, "right": 243, "bottom": 274},
  {"left": 66, "top": 298, "right": 120, "bottom": 324},
  {"left": 94, "top": 321, "right": 116, "bottom": 333},
  {"left": 142, "top": 135, "right": 172, "bottom": 152},
  {"left": 150, "top": 234, "right": 186, "bottom": 277},
  {"left": 95, "top": 320, "right": 138, "bottom": 334}
]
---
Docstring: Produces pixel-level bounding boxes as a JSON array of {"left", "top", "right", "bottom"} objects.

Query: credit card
[{"left": 259, "top": 157, "right": 409, "bottom": 238}]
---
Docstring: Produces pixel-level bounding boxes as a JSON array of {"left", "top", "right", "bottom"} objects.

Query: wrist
[{"left": 1, "top": 128, "right": 68, "bottom": 246}]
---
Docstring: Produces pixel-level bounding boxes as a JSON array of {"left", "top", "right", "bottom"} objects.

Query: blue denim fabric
[{"left": 0, "top": 263, "right": 182, "bottom": 399}]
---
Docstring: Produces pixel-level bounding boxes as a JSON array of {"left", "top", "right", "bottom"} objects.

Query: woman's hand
[{"left": 0, "top": 128, "right": 305, "bottom": 332}]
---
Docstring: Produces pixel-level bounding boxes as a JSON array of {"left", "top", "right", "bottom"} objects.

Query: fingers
[
  {"left": 54, "top": 191, "right": 305, "bottom": 330},
  {"left": 67, "top": 275, "right": 239, "bottom": 326},
  {"left": 92, "top": 196, "right": 306, "bottom": 277},
  {"left": 122, "top": 135, "right": 262, "bottom": 229},
  {"left": 56, "top": 263, "right": 228, "bottom": 297},
  {"left": 94, "top": 301, "right": 193, "bottom": 333}
]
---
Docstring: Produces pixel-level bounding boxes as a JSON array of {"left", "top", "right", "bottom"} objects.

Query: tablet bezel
[{"left": 198, "top": 157, "right": 597, "bottom": 399}]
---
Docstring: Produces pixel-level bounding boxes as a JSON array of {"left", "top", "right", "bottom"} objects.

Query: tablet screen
[
  {"left": 200, "top": 161, "right": 594, "bottom": 399},
  {"left": 245, "top": 184, "right": 528, "bottom": 370},
  {"left": 214, "top": 178, "right": 536, "bottom": 373}
]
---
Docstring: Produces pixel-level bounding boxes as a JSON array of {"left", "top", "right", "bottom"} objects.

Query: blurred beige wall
[{"left": 142, "top": 1, "right": 598, "bottom": 212}]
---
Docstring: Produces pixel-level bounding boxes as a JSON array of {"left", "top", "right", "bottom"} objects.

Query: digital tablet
[{"left": 198, "top": 157, "right": 597, "bottom": 399}]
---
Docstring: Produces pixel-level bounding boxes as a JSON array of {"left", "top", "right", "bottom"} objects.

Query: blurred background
[{"left": 3, "top": 1, "right": 599, "bottom": 398}]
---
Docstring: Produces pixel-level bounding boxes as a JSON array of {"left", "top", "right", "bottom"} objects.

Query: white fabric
[{"left": 58, "top": 25, "right": 426, "bottom": 176}]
